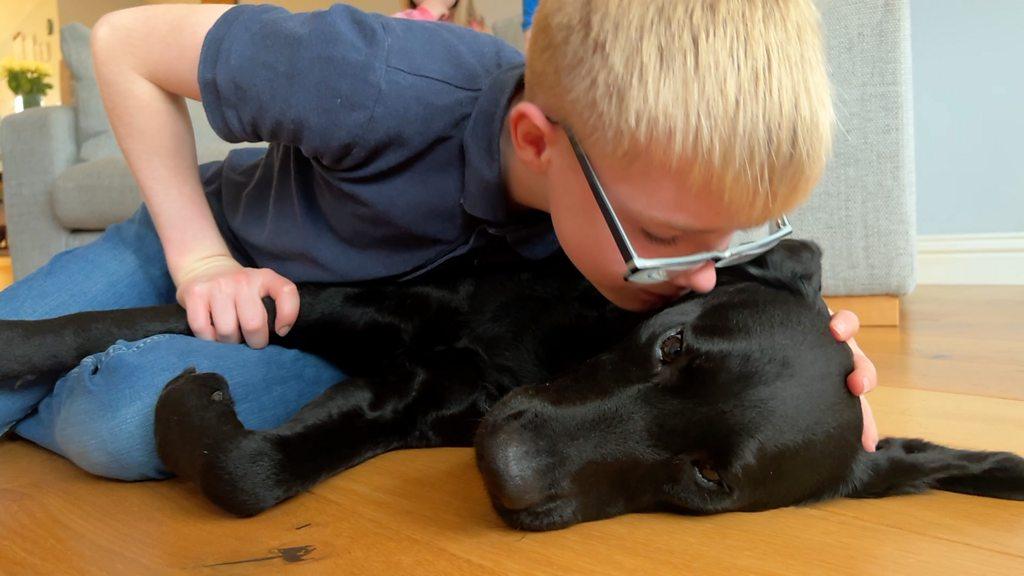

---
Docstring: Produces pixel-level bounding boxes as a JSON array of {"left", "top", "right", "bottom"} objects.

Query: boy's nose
[{"left": 669, "top": 261, "right": 717, "bottom": 293}]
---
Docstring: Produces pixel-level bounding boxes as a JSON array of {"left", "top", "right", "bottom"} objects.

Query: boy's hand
[
  {"left": 175, "top": 255, "right": 299, "bottom": 349},
  {"left": 829, "top": 310, "right": 879, "bottom": 452}
]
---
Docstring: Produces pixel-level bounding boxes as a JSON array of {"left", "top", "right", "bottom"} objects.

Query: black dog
[{"left": 1, "top": 240, "right": 1021, "bottom": 531}]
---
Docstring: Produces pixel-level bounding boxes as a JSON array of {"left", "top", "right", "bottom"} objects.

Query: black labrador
[{"left": 1, "top": 240, "right": 1021, "bottom": 531}]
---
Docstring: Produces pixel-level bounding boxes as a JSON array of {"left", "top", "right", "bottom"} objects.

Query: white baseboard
[{"left": 917, "top": 233, "right": 1024, "bottom": 285}]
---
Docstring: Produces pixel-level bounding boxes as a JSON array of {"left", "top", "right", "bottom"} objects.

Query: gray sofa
[
  {"left": 0, "top": 23, "right": 254, "bottom": 280},
  {"left": 0, "top": 2, "right": 915, "bottom": 296}
]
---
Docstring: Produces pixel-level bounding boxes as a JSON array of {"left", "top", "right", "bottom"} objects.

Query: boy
[{"left": 0, "top": 1, "right": 877, "bottom": 481}]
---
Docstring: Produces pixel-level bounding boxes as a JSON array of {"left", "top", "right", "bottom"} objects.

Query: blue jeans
[{"left": 0, "top": 207, "right": 345, "bottom": 480}]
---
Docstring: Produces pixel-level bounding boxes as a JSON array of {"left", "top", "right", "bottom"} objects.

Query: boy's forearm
[
  {"left": 99, "top": 69, "right": 230, "bottom": 283},
  {"left": 91, "top": 5, "right": 236, "bottom": 284}
]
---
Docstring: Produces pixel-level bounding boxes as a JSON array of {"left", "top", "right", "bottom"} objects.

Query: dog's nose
[{"left": 476, "top": 412, "right": 551, "bottom": 511}]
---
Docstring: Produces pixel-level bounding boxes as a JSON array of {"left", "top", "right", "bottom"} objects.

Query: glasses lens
[
  {"left": 625, "top": 217, "right": 791, "bottom": 282},
  {"left": 716, "top": 240, "right": 778, "bottom": 268},
  {"left": 729, "top": 222, "right": 772, "bottom": 247},
  {"left": 627, "top": 268, "right": 670, "bottom": 284},
  {"left": 627, "top": 260, "right": 708, "bottom": 283},
  {"left": 716, "top": 251, "right": 763, "bottom": 268}
]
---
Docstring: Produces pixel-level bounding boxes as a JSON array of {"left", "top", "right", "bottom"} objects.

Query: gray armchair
[{"left": 2, "top": 2, "right": 915, "bottom": 296}]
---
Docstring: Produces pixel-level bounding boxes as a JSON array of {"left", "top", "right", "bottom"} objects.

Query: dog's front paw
[
  {"left": 154, "top": 368, "right": 245, "bottom": 478},
  {"left": 154, "top": 368, "right": 289, "bottom": 517},
  {"left": 156, "top": 367, "right": 242, "bottom": 430},
  {"left": 198, "top": 433, "right": 291, "bottom": 517}
]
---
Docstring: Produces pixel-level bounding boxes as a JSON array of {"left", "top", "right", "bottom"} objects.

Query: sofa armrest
[
  {"left": 793, "top": 0, "right": 916, "bottom": 296},
  {"left": 0, "top": 106, "right": 80, "bottom": 279}
]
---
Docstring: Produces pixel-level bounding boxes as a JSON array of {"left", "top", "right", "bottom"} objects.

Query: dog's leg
[
  {"left": 0, "top": 305, "right": 190, "bottom": 380},
  {"left": 0, "top": 283, "right": 457, "bottom": 381},
  {"left": 154, "top": 366, "right": 425, "bottom": 517},
  {"left": 0, "top": 284, "right": 387, "bottom": 380}
]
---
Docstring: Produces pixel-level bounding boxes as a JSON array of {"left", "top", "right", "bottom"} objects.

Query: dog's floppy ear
[
  {"left": 737, "top": 239, "right": 823, "bottom": 300},
  {"left": 844, "top": 437, "right": 1024, "bottom": 501}
]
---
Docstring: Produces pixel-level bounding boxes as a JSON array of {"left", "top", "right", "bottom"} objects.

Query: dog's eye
[
  {"left": 658, "top": 333, "right": 684, "bottom": 364},
  {"left": 694, "top": 460, "right": 724, "bottom": 488}
]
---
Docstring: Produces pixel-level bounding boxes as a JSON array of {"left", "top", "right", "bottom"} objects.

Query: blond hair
[{"left": 526, "top": 0, "right": 834, "bottom": 224}]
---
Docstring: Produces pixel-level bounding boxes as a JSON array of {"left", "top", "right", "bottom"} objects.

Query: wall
[
  {"left": 911, "top": 0, "right": 1024, "bottom": 235},
  {"left": 467, "top": 0, "right": 518, "bottom": 23},
  {"left": 58, "top": 0, "right": 142, "bottom": 27}
]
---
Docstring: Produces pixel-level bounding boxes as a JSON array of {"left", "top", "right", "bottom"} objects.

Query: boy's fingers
[
  {"left": 209, "top": 290, "right": 242, "bottom": 344},
  {"left": 861, "top": 396, "right": 879, "bottom": 452},
  {"left": 847, "top": 347, "right": 879, "bottom": 396},
  {"left": 184, "top": 292, "right": 215, "bottom": 341},
  {"left": 831, "top": 308, "right": 877, "bottom": 396},
  {"left": 830, "top": 309, "right": 860, "bottom": 342},
  {"left": 264, "top": 274, "right": 300, "bottom": 337},
  {"left": 236, "top": 288, "right": 270, "bottom": 349}
]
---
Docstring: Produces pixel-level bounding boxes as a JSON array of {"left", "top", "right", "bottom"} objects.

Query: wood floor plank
[
  {"left": 3, "top": 439, "right": 1022, "bottom": 576},
  {"left": 868, "top": 387, "right": 1024, "bottom": 454},
  {"left": 0, "top": 441, "right": 501, "bottom": 576},
  {"left": 855, "top": 285, "right": 1024, "bottom": 400},
  {"left": 2, "top": 385, "right": 1021, "bottom": 575},
  {"left": 824, "top": 295, "right": 900, "bottom": 326},
  {"left": 0, "top": 256, "right": 12, "bottom": 291},
  {"left": 310, "top": 447, "right": 1024, "bottom": 576}
]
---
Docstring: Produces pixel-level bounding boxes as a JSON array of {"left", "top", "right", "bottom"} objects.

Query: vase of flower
[
  {"left": 1, "top": 58, "right": 53, "bottom": 112},
  {"left": 22, "top": 92, "right": 42, "bottom": 109}
]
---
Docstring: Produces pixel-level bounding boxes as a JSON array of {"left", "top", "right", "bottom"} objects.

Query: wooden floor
[
  {"left": 0, "top": 256, "right": 11, "bottom": 291},
  {"left": 1, "top": 286, "right": 1022, "bottom": 575}
]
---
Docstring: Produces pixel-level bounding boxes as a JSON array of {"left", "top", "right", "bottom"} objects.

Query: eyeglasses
[{"left": 560, "top": 124, "right": 793, "bottom": 284}]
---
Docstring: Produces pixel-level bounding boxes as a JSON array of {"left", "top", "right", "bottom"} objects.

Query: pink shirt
[{"left": 392, "top": 6, "right": 442, "bottom": 22}]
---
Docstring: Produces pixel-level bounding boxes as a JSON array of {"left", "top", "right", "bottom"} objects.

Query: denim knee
[
  {"left": 51, "top": 335, "right": 182, "bottom": 481},
  {"left": 43, "top": 332, "right": 344, "bottom": 481}
]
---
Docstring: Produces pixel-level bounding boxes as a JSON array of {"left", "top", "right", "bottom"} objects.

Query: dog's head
[{"left": 475, "top": 240, "right": 1024, "bottom": 531}]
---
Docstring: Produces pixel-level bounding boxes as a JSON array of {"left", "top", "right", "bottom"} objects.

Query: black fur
[{"left": 1, "top": 240, "right": 1020, "bottom": 530}]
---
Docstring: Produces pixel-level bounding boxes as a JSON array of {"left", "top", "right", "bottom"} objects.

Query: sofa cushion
[
  {"left": 52, "top": 157, "right": 141, "bottom": 230},
  {"left": 791, "top": 0, "right": 917, "bottom": 296},
  {"left": 51, "top": 145, "right": 256, "bottom": 231}
]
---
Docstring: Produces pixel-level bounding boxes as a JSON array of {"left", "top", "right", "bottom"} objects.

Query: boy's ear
[
  {"left": 736, "top": 239, "right": 823, "bottom": 300},
  {"left": 844, "top": 437, "right": 1024, "bottom": 501},
  {"left": 506, "top": 101, "right": 560, "bottom": 169}
]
